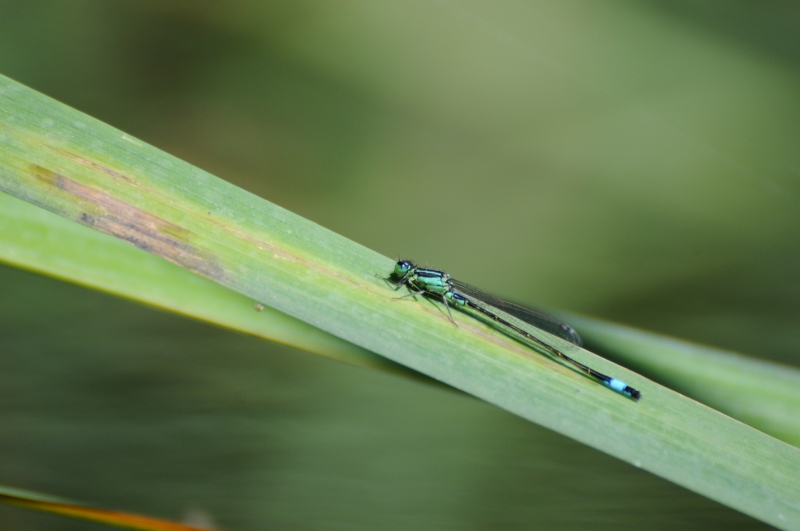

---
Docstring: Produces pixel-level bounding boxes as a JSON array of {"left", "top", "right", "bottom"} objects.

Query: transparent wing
[{"left": 451, "top": 279, "right": 583, "bottom": 347}]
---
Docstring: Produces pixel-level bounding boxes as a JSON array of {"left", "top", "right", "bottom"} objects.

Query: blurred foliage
[{"left": 1, "top": 1, "right": 798, "bottom": 530}]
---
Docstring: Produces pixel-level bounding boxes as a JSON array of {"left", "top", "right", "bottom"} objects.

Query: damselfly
[{"left": 384, "top": 260, "right": 641, "bottom": 400}]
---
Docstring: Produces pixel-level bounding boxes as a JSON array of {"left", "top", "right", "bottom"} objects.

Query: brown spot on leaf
[
  {"left": 29, "top": 164, "right": 60, "bottom": 186},
  {"left": 29, "top": 164, "right": 225, "bottom": 282},
  {"left": 53, "top": 148, "right": 135, "bottom": 184}
]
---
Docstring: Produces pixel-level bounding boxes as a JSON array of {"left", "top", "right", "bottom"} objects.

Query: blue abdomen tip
[{"left": 605, "top": 378, "right": 628, "bottom": 394}]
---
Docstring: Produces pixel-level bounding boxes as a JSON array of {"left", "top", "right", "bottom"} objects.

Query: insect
[{"left": 384, "top": 260, "right": 640, "bottom": 400}]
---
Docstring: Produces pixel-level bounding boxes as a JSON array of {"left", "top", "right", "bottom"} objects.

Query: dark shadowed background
[{"left": 1, "top": 1, "right": 799, "bottom": 530}]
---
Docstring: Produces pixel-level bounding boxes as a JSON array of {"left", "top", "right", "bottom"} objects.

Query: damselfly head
[{"left": 394, "top": 260, "right": 415, "bottom": 276}]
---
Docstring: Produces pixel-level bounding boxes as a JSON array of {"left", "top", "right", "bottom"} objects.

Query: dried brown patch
[{"left": 30, "top": 164, "right": 224, "bottom": 282}]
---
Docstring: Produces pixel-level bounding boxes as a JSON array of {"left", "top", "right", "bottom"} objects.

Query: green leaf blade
[{"left": 2, "top": 74, "right": 800, "bottom": 530}]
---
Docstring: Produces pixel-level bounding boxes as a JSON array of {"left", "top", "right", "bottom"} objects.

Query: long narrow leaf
[
  {"left": 1, "top": 75, "right": 799, "bottom": 530},
  {"left": 4, "top": 183, "right": 799, "bottom": 446},
  {"left": 0, "top": 485, "right": 215, "bottom": 531}
]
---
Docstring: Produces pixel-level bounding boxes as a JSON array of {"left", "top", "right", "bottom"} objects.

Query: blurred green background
[{"left": 1, "top": 1, "right": 799, "bottom": 529}]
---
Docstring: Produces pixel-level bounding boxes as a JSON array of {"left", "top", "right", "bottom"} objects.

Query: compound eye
[{"left": 394, "top": 260, "right": 411, "bottom": 275}]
